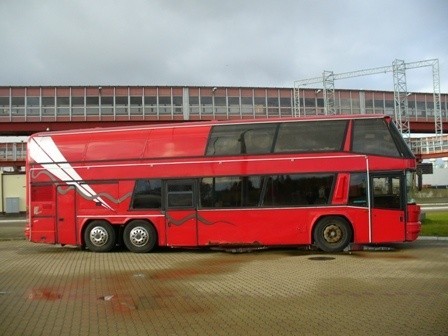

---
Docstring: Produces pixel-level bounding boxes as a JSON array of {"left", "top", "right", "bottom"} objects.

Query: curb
[
  {"left": 417, "top": 236, "right": 448, "bottom": 241},
  {"left": 0, "top": 237, "right": 26, "bottom": 242}
]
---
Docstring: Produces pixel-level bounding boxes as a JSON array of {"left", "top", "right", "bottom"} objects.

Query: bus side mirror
[
  {"left": 417, "top": 172, "right": 422, "bottom": 191},
  {"left": 416, "top": 163, "right": 433, "bottom": 191}
]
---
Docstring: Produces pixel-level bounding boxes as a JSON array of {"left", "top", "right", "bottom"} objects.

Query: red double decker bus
[{"left": 26, "top": 115, "right": 421, "bottom": 253}]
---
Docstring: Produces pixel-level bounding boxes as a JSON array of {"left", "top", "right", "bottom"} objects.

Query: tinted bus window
[
  {"left": 372, "top": 175, "right": 402, "bottom": 209},
  {"left": 206, "top": 124, "right": 277, "bottom": 156},
  {"left": 389, "top": 121, "right": 414, "bottom": 158},
  {"left": 131, "top": 179, "right": 162, "bottom": 209},
  {"left": 352, "top": 119, "right": 401, "bottom": 157},
  {"left": 263, "top": 174, "right": 334, "bottom": 206},
  {"left": 274, "top": 120, "right": 347, "bottom": 153},
  {"left": 167, "top": 180, "right": 195, "bottom": 208},
  {"left": 200, "top": 176, "right": 264, "bottom": 208},
  {"left": 348, "top": 173, "right": 368, "bottom": 207}
]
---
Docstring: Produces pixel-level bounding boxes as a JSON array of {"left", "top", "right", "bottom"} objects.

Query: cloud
[{"left": 0, "top": 0, "right": 447, "bottom": 91}]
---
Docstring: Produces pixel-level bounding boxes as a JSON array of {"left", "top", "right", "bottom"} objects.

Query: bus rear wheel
[
  {"left": 84, "top": 220, "right": 116, "bottom": 252},
  {"left": 313, "top": 217, "right": 351, "bottom": 252},
  {"left": 123, "top": 220, "right": 157, "bottom": 253}
]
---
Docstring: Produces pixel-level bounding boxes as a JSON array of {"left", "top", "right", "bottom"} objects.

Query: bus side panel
[
  {"left": 76, "top": 182, "right": 120, "bottom": 217},
  {"left": 144, "top": 127, "right": 209, "bottom": 158},
  {"left": 30, "top": 217, "right": 57, "bottom": 244},
  {"left": 306, "top": 207, "right": 371, "bottom": 244},
  {"left": 350, "top": 208, "right": 371, "bottom": 243},
  {"left": 197, "top": 209, "right": 310, "bottom": 246},
  {"left": 56, "top": 185, "right": 77, "bottom": 245},
  {"left": 29, "top": 184, "right": 57, "bottom": 244},
  {"left": 147, "top": 215, "right": 168, "bottom": 246},
  {"left": 197, "top": 207, "right": 372, "bottom": 247}
]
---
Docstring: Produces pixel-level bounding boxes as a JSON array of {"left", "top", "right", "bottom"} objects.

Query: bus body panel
[
  {"left": 195, "top": 207, "right": 372, "bottom": 248},
  {"left": 371, "top": 208, "right": 405, "bottom": 242},
  {"left": 165, "top": 209, "right": 198, "bottom": 247},
  {"left": 405, "top": 204, "right": 421, "bottom": 241},
  {"left": 196, "top": 208, "right": 308, "bottom": 246},
  {"left": 56, "top": 185, "right": 77, "bottom": 245},
  {"left": 28, "top": 154, "right": 414, "bottom": 183},
  {"left": 26, "top": 115, "right": 421, "bottom": 251},
  {"left": 29, "top": 217, "right": 56, "bottom": 244}
]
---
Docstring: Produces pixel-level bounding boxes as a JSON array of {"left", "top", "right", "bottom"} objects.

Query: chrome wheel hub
[
  {"left": 89, "top": 226, "right": 109, "bottom": 247},
  {"left": 129, "top": 226, "right": 149, "bottom": 246}
]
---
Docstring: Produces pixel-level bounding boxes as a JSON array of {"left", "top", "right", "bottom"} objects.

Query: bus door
[
  {"left": 370, "top": 173, "right": 405, "bottom": 242},
  {"left": 164, "top": 179, "right": 198, "bottom": 247},
  {"left": 56, "top": 185, "right": 77, "bottom": 245}
]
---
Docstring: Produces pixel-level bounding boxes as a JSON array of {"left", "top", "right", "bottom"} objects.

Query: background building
[
  {"left": 0, "top": 85, "right": 447, "bottom": 212},
  {"left": 0, "top": 172, "right": 25, "bottom": 214},
  {"left": 0, "top": 86, "right": 446, "bottom": 135}
]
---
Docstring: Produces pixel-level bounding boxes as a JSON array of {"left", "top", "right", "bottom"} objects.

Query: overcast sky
[{"left": 1, "top": 0, "right": 447, "bottom": 93}]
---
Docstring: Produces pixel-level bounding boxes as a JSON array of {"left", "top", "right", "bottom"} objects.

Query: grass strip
[{"left": 421, "top": 212, "right": 448, "bottom": 237}]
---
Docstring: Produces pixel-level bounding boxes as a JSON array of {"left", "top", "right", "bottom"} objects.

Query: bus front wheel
[
  {"left": 313, "top": 217, "right": 352, "bottom": 252},
  {"left": 84, "top": 220, "right": 116, "bottom": 252},
  {"left": 123, "top": 220, "right": 157, "bottom": 253}
]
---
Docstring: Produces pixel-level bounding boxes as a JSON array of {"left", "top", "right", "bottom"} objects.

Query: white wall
[
  {"left": 422, "top": 167, "right": 448, "bottom": 187},
  {"left": 0, "top": 172, "right": 26, "bottom": 213}
]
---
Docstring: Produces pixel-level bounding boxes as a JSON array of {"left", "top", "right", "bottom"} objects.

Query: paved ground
[
  {"left": 0, "top": 217, "right": 447, "bottom": 335},
  {"left": 0, "top": 216, "right": 26, "bottom": 241}
]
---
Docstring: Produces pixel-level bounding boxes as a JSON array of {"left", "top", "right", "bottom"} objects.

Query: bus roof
[{"left": 30, "top": 114, "right": 390, "bottom": 138}]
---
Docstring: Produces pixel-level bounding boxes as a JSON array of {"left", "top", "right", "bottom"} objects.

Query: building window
[
  {"left": 115, "top": 96, "right": 128, "bottom": 115},
  {"left": 86, "top": 96, "right": 99, "bottom": 115},
  {"left": 173, "top": 96, "right": 183, "bottom": 115},
  {"left": 0, "top": 97, "right": 9, "bottom": 107},
  {"left": 57, "top": 97, "right": 70, "bottom": 115},
  {"left": 130, "top": 96, "right": 142, "bottom": 116},
  {"left": 228, "top": 96, "right": 240, "bottom": 115},
  {"left": 241, "top": 97, "right": 253, "bottom": 115},
  {"left": 158, "top": 96, "right": 171, "bottom": 115}
]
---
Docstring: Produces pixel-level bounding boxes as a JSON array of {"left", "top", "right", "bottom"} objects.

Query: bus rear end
[
  {"left": 406, "top": 203, "right": 421, "bottom": 241},
  {"left": 25, "top": 134, "right": 58, "bottom": 245}
]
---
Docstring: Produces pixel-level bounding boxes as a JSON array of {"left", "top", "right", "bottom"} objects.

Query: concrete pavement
[
  {"left": 1, "top": 211, "right": 447, "bottom": 335},
  {"left": 0, "top": 216, "right": 26, "bottom": 241},
  {"left": 0, "top": 223, "right": 447, "bottom": 335}
]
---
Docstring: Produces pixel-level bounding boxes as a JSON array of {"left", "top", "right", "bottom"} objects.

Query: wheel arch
[
  {"left": 80, "top": 218, "right": 115, "bottom": 247},
  {"left": 311, "top": 214, "right": 354, "bottom": 244},
  {"left": 123, "top": 218, "right": 158, "bottom": 240},
  {"left": 123, "top": 218, "right": 159, "bottom": 253}
]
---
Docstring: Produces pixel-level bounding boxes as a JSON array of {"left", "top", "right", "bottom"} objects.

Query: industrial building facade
[
  {"left": 0, "top": 86, "right": 447, "bottom": 130},
  {"left": 0, "top": 86, "right": 447, "bottom": 213}
]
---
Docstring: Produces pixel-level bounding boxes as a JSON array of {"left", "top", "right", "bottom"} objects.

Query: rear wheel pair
[
  {"left": 84, "top": 220, "right": 157, "bottom": 253},
  {"left": 313, "top": 217, "right": 352, "bottom": 252}
]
